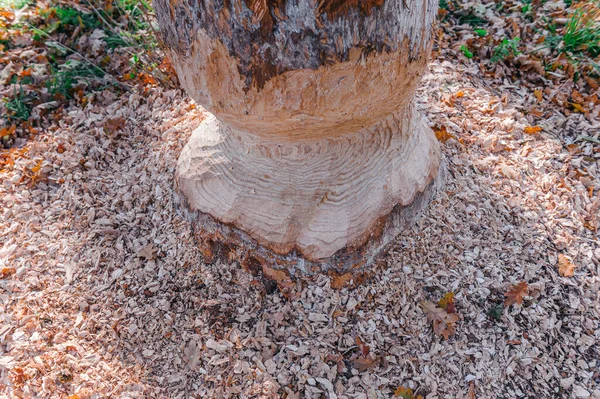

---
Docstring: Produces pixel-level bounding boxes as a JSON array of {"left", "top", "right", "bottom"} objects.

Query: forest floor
[{"left": 1, "top": 0, "right": 600, "bottom": 398}]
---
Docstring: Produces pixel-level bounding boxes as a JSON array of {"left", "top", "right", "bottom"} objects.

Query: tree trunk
[{"left": 154, "top": 0, "right": 442, "bottom": 279}]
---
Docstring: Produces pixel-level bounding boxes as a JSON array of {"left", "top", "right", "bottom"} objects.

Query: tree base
[{"left": 175, "top": 106, "right": 442, "bottom": 283}]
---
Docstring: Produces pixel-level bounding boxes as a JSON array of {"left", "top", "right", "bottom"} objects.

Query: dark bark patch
[
  {"left": 317, "top": 0, "right": 385, "bottom": 20},
  {"left": 155, "top": 0, "right": 423, "bottom": 90}
]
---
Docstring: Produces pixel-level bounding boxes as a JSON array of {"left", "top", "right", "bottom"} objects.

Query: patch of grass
[
  {"left": 561, "top": 9, "right": 600, "bottom": 58},
  {"left": 459, "top": 44, "right": 473, "bottom": 58},
  {"left": 458, "top": 12, "right": 488, "bottom": 28},
  {"left": 4, "top": 85, "right": 31, "bottom": 121},
  {"left": 491, "top": 37, "right": 521, "bottom": 62},
  {"left": 47, "top": 59, "right": 104, "bottom": 98}
]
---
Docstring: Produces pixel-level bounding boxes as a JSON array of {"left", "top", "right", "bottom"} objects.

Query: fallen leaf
[
  {"left": 1, "top": 267, "right": 16, "bottom": 279},
  {"left": 524, "top": 126, "right": 542, "bottom": 134},
  {"left": 138, "top": 243, "right": 156, "bottom": 260},
  {"left": 533, "top": 89, "right": 543, "bottom": 102},
  {"left": 355, "top": 336, "right": 370, "bottom": 358},
  {"left": 420, "top": 301, "right": 459, "bottom": 339},
  {"left": 261, "top": 264, "right": 295, "bottom": 298},
  {"left": 330, "top": 271, "right": 353, "bottom": 289},
  {"left": 438, "top": 292, "right": 456, "bottom": 313},
  {"left": 394, "top": 386, "right": 423, "bottom": 399},
  {"left": 352, "top": 356, "right": 378, "bottom": 372},
  {"left": 570, "top": 102, "right": 586, "bottom": 113},
  {"left": 104, "top": 117, "right": 126, "bottom": 134},
  {"left": 557, "top": 254, "right": 576, "bottom": 277},
  {"left": 468, "top": 381, "right": 476, "bottom": 399},
  {"left": 30, "top": 159, "right": 43, "bottom": 175},
  {"left": 434, "top": 125, "right": 454, "bottom": 143},
  {"left": 504, "top": 282, "right": 528, "bottom": 306}
]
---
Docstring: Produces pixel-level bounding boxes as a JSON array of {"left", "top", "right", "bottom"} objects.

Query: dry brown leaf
[
  {"left": 352, "top": 356, "right": 378, "bottom": 372},
  {"left": 468, "top": 381, "right": 476, "bottom": 399},
  {"left": 104, "top": 117, "right": 126, "bottom": 134},
  {"left": 420, "top": 301, "right": 459, "bottom": 339},
  {"left": 330, "top": 271, "right": 354, "bottom": 289},
  {"left": 557, "top": 254, "right": 576, "bottom": 277},
  {"left": 355, "top": 336, "right": 370, "bottom": 357},
  {"left": 438, "top": 292, "right": 456, "bottom": 313},
  {"left": 261, "top": 264, "right": 296, "bottom": 298},
  {"left": 533, "top": 89, "right": 543, "bottom": 102},
  {"left": 504, "top": 282, "right": 528, "bottom": 306}
]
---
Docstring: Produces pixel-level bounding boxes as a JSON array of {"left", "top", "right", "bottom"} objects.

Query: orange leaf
[
  {"left": 260, "top": 264, "right": 295, "bottom": 298},
  {"left": 0, "top": 125, "right": 16, "bottom": 137},
  {"left": 533, "top": 89, "right": 543, "bottom": 102},
  {"left": 330, "top": 272, "right": 353, "bottom": 289},
  {"left": 394, "top": 386, "right": 423, "bottom": 399},
  {"left": 420, "top": 301, "right": 459, "bottom": 339},
  {"left": 30, "top": 159, "right": 43, "bottom": 175},
  {"left": 434, "top": 125, "right": 453, "bottom": 143},
  {"left": 557, "top": 254, "right": 576, "bottom": 277},
  {"left": 524, "top": 126, "right": 542, "bottom": 134},
  {"left": 1, "top": 267, "right": 16, "bottom": 279},
  {"left": 504, "top": 282, "right": 528, "bottom": 306}
]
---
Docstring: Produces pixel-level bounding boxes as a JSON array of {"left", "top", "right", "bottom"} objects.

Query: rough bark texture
[{"left": 155, "top": 0, "right": 442, "bottom": 276}]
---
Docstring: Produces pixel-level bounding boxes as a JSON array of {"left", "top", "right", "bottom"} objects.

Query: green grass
[
  {"left": 459, "top": 44, "right": 474, "bottom": 59},
  {"left": 4, "top": 85, "right": 31, "bottom": 121},
  {"left": 47, "top": 59, "right": 105, "bottom": 98},
  {"left": 491, "top": 37, "right": 521, "bottom": 62},
  {"left": 561, "top": 9, "right": 600, "bottom": 57}
]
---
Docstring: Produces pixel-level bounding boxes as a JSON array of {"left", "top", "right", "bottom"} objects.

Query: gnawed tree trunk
[{"left": 154, "top": 0, "right": 442, "bottom": 282}]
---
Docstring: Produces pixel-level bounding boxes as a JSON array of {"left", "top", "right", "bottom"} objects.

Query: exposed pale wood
[
  {"left": 155, "top": 0, "right": 442, "bottom": 273},
  {"left": 176, "top": 106, "right": 440, "bottom": 261}
]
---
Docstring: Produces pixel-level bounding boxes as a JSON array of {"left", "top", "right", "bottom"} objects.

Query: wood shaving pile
[{"left": 1, "top": 58, "right": 599, "bottom": 398}]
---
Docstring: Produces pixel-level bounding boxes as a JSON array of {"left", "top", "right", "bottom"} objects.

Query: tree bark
[{"left": 154, "top": 0, "right": 442, "bottom": 278}]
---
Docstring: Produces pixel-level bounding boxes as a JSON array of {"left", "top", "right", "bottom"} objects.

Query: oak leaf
[
  {"left": 557, "top": 254, "right": 576, "bottom": 277},
  {"left": 420, "top": 301, "right": 459, "bottom": 339},
  {"left": 504, "top": 282, "right": 528, "bottom": 306},
  {"left": 438, "top": 292, "right": 456, "bottom": 313}
]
